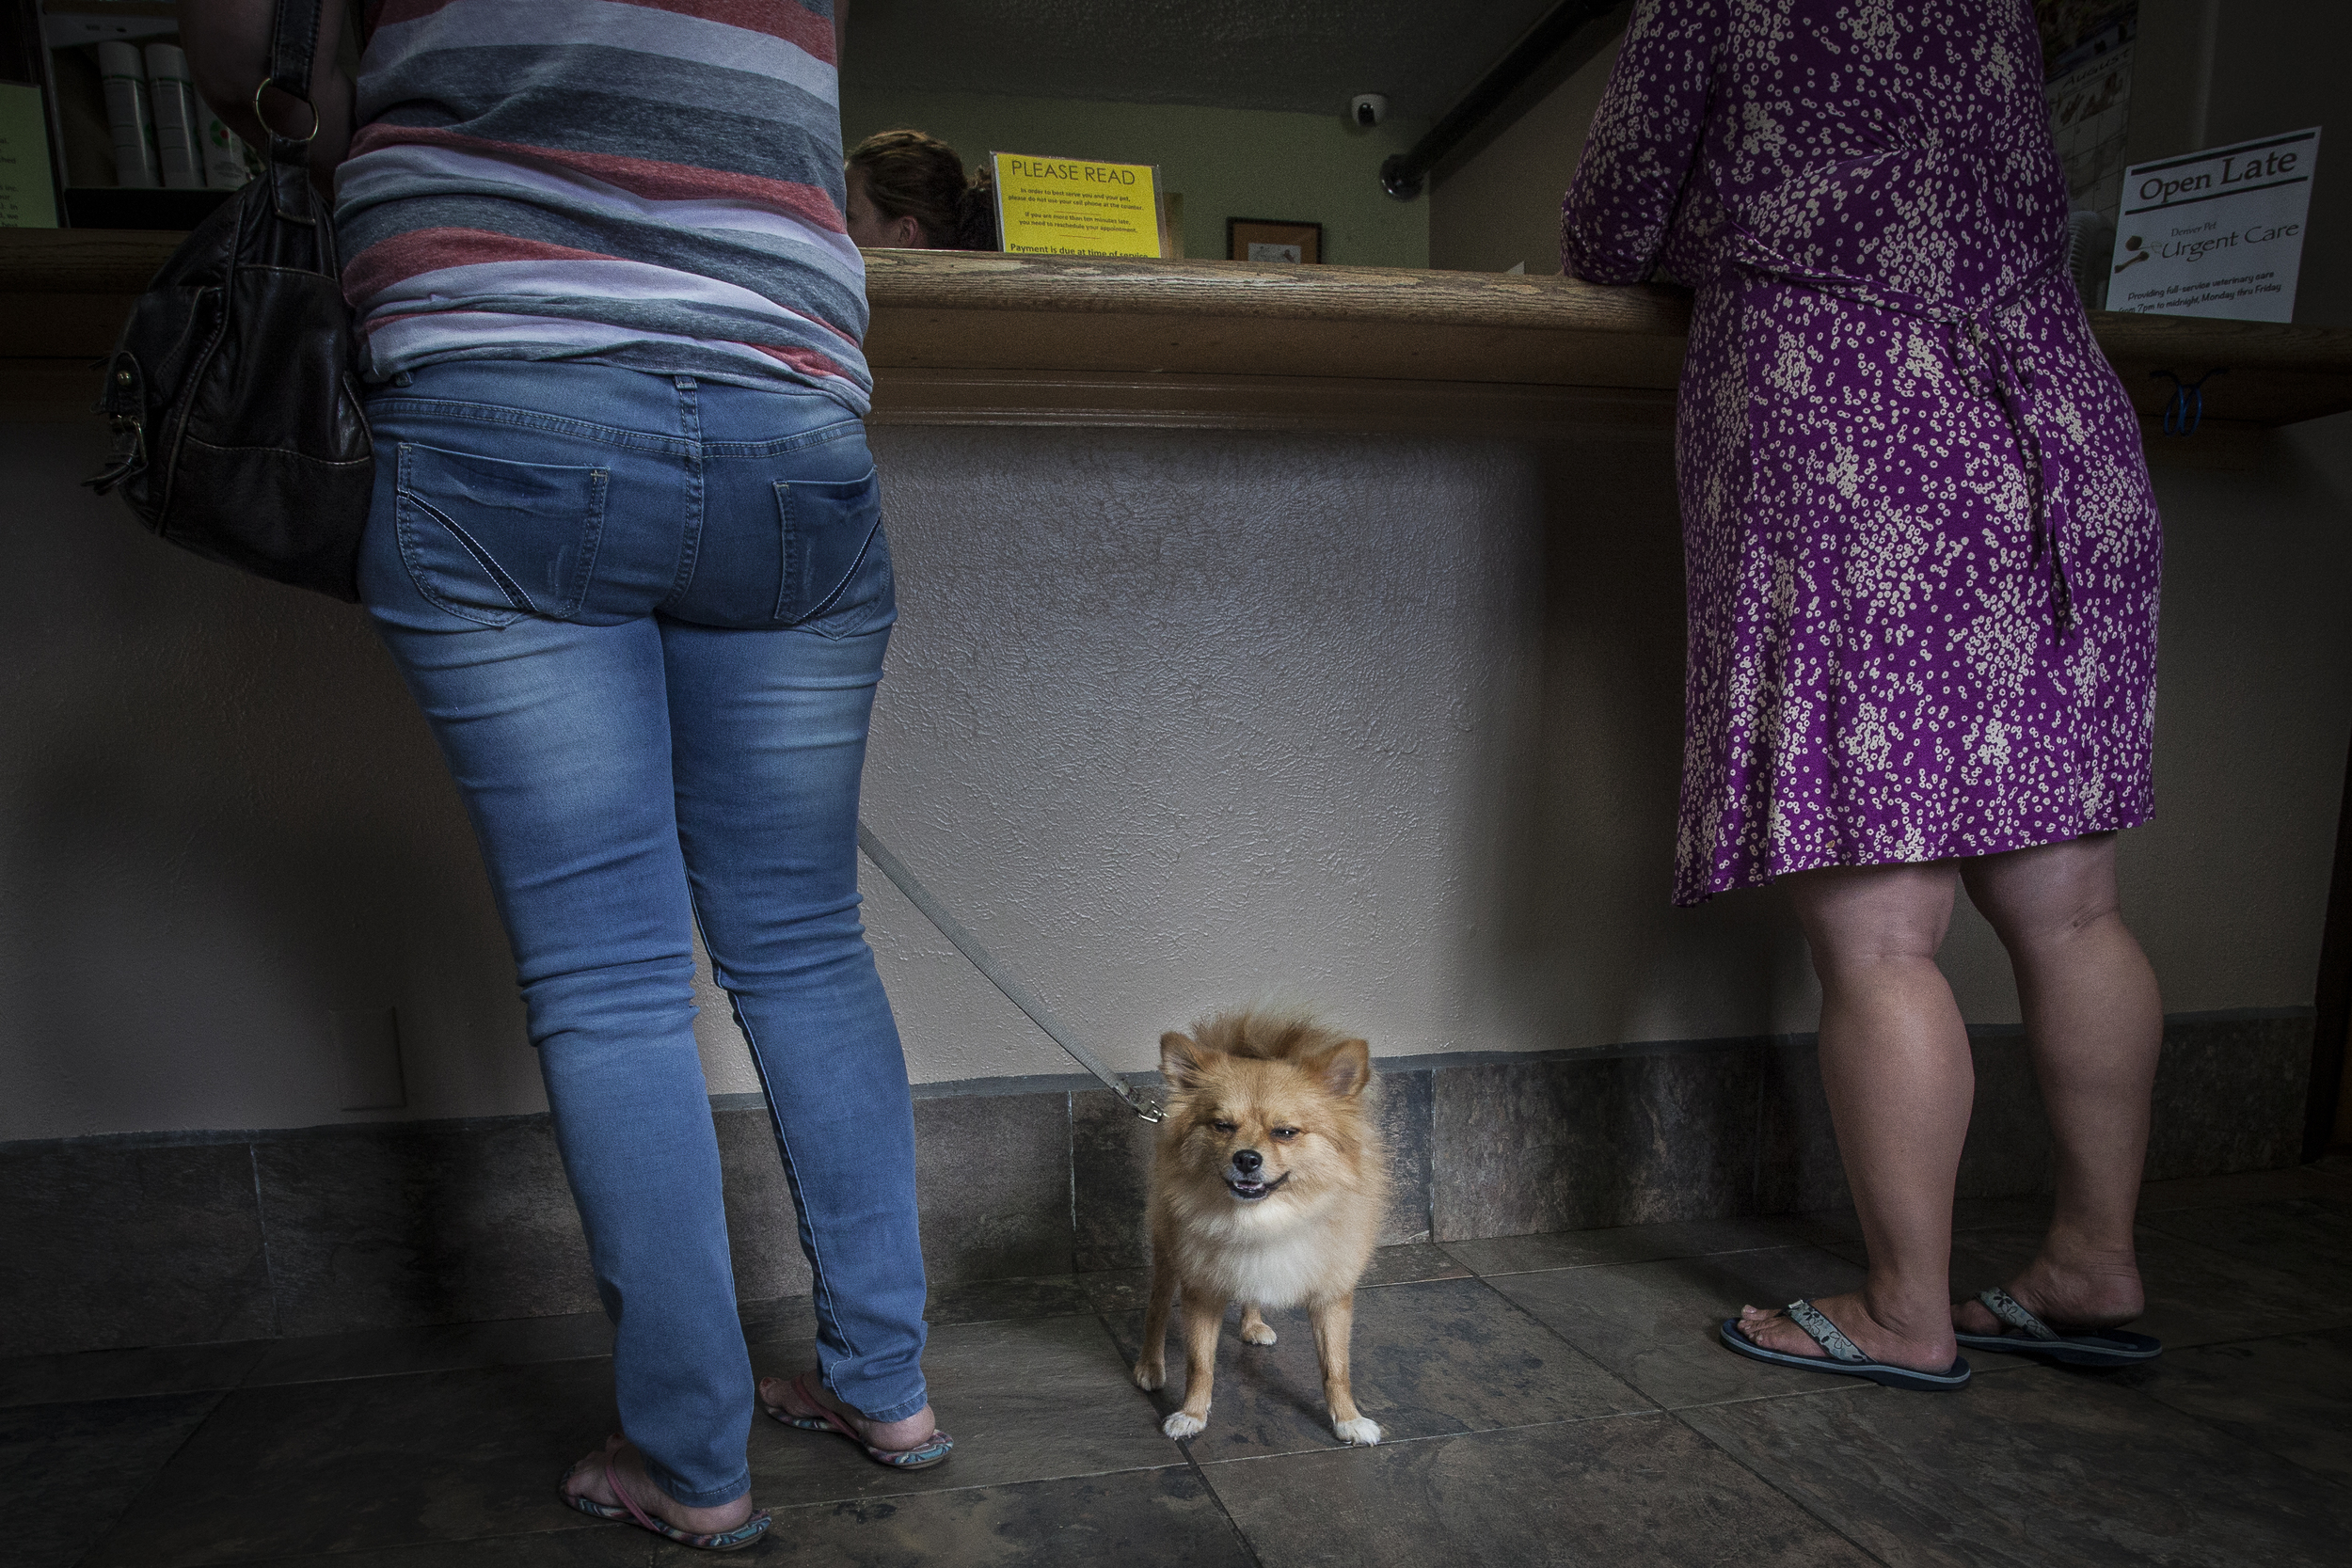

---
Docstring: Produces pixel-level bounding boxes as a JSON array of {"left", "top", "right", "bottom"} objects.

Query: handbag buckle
[
  {"left": 86, "top": 415, "right": 148, "bottom": 496},
  {"left": 85, "top": 353, "right": 149, "bottom": 495}
]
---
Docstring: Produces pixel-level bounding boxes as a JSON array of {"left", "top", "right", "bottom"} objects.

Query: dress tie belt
[
  {"left": 1724, "top": 243, "right": 2077, "bottom": 641},
  {"left": 1955, "top": 309, "right": 2074, "bottom": 639}
]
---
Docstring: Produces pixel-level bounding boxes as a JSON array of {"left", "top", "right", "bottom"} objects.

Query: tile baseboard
[{"left": 0, "top": 1010, "right": 2312, "bottom": 1356}]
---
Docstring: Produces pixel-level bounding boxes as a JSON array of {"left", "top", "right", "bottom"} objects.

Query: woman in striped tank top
[{"left": 190, "top": 0, "right": 942, "bottom": 1546}]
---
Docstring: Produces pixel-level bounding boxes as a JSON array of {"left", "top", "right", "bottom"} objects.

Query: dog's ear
[
  {"left": 1159, "top": 1031, "right": 1215, "bottom": 1089},
  {"left": 1304, "top": 1037, "right": 1372, "bottom": 1100}
]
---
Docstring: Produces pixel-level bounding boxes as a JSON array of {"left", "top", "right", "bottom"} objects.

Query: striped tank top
[{"left": 336, "top": 0, "right": 869, "bottom": 412}]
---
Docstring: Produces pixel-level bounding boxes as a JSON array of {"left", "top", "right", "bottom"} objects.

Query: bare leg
[
  {"left": 1134, "top": 1254, "right": 1179, "bottom": 1390},
  {"left": 1310, "top": 1292, "right": 1380, "bottom": 1445},
  {"left": 1162, "top": 1287, "right": 1226, "bottom": 1439},
  {"left": 1238, "top": 1303, "right": 1277, "bottom": 1345},
  {"left": 1738, "top": 861, "right": 1968, "bottom": 1372},
  {"left": 1955, "top": 833, "right": 2157, "bottom": 1331}
]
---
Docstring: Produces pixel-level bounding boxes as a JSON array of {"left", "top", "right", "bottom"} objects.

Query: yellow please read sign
[{"left": 991, "top": 151, "right": 1164, "bottom": 259}]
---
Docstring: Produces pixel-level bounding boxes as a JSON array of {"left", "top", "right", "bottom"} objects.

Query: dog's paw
[
  {"left": 1132, "top": 1361, "right": 1165, "bottom": 1391},
  {"left": 1332, "top": 1417, "right": 1383, "bottom": 1447},
  {"left": 1240, "top": 1321, "right": 1277, "bottom": 1346},
  {"left": 1161, "top": 1410, "right": 1207, "bottom": 1440}
]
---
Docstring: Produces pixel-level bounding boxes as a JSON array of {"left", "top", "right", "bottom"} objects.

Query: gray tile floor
[{"left": 8, "top": 1159, "right": 2351, "bottom": 1567}]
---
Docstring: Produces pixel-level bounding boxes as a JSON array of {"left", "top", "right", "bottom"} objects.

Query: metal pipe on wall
[{"left": 1380, "top": 0, "right": 1628, "bottom": 200}]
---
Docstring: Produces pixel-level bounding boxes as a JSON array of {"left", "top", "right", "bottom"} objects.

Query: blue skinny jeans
[{"left": 359, "top": 360, "right": 928, "bottom": 1507}]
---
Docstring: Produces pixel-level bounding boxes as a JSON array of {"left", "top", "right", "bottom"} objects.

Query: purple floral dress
[{"left": 1563, "top": 0, "right": 2161, "bottom": 905}]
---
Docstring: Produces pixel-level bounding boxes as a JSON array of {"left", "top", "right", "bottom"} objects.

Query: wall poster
[
  {"left": 991, "top": 152, "right": 1166, "bottom": 260},
  {"left": 2038, "top": 1, "right": 2138, "bottom": 228},
  {"left": 2106, "top": 128, "right": 2321, "bottom": 323},
  {"left": 0, "top": 78, "right": 57, "bottom": 226}
]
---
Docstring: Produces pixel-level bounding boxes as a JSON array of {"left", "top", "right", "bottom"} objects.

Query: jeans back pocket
[
  {"left": 776, "top": 468, "right": 892, "bottom": 636},
  {"left": 395, "top": 442, "right": 609, "bottom": 627}
]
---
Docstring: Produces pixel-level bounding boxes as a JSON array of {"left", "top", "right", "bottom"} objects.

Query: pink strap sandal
[
  {"left": 762, "top": 1371, "right": 954, "bottom": 1469},
  {"left": 559, "top": 1438, "right": 771, "bottom": 1552}
]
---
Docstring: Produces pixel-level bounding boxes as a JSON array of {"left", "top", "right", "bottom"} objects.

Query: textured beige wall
[
  {"left": 2193, "top": 0, "right": 2347, "bottom": 326},
  {"left": 4, "top": 407, "right": 2348, "bottom": 1140},
  {"left": 1425, "top": 35, "right": 1621, "bottom": 275}
]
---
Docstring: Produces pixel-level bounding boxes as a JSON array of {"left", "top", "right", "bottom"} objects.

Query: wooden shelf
[{"left": 6, "top": 230, "right": 2350, "bottom": 431}]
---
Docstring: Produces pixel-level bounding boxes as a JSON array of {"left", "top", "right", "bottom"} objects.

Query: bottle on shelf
[
  {"left": 144, "top": 42, "right": 204, "bottom": 190},
  {"left": 201, "top": 112, "right": 251, "bottom": 190},
  {"left": 95, "top": 40, "right": 159, "bottom": 188}
]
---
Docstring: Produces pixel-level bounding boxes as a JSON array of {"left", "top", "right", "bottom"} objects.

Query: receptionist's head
[{"left": 845, "top": 129, "right": 997, "bottom": 250}]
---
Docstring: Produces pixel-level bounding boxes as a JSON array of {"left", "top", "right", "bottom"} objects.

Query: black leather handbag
[{"left": 86, "top": 0, "right": 372, "bottom": 602}]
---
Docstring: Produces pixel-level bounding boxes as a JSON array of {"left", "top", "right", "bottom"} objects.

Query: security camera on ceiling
[{"left": 1351, "top": 94, "right": 1389, "bottom": 128}]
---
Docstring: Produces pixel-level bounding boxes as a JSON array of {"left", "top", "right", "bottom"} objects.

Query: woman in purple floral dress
[{"left": 1564, "top": 0, "right": 2166, "bottom": 1386}]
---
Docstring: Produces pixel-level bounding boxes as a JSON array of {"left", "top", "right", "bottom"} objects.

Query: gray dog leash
[{"left": 856, "top": 820, "right": 1165, "bottom": 1122}]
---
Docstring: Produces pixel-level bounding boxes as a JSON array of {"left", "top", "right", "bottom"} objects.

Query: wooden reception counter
[{"left": 4, "top": 231, "right": 2351, "bottom": 433}]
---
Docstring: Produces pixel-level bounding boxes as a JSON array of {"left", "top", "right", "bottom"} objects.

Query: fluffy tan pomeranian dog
[{"left": 1131, "top": 1009, "right": 1387, "bottom": 1447}]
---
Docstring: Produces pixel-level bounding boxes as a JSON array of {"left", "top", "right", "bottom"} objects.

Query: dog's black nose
[{"left": 1232, "top": 1149, "right": 1263, "bottom": 1176}]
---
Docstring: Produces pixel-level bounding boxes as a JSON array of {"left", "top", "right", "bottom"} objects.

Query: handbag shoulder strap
[
  {"left": 262, "top": 0, "right": 330, "bottom": 223},
  {"left": 265, "top": 0, "right": 324, "bottom": 104}
]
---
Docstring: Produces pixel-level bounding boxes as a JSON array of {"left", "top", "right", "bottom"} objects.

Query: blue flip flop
[
  {"left": 1720, "top": 1298, "right": 1973, "bottom": 1391},
  {"left": 1954, "top": 1286, "right": 2162, "bottom": 1367}
]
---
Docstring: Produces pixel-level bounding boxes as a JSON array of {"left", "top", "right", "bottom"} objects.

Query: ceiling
[{"left": 841, "top": 0, "right": 1568, "bottom": 122}]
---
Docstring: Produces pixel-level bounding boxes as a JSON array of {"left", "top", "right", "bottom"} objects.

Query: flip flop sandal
[
  {"left": 1954, "top": 1286, "right": 2163, "bottom": 1367},
  {"left": 762, "top": 1371, "right": 955, "bottom": 1469},
  {"left": 1719, "top": 1298, "right": 1973, "bottom": 1392},
  {"left": 558, "top": 1442, "right": 771, "bottom": 1553}
]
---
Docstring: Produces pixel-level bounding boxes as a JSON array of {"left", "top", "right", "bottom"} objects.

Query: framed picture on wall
[{"left": 1228, "top": 217, "right": 1322, "bottom": 264}]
